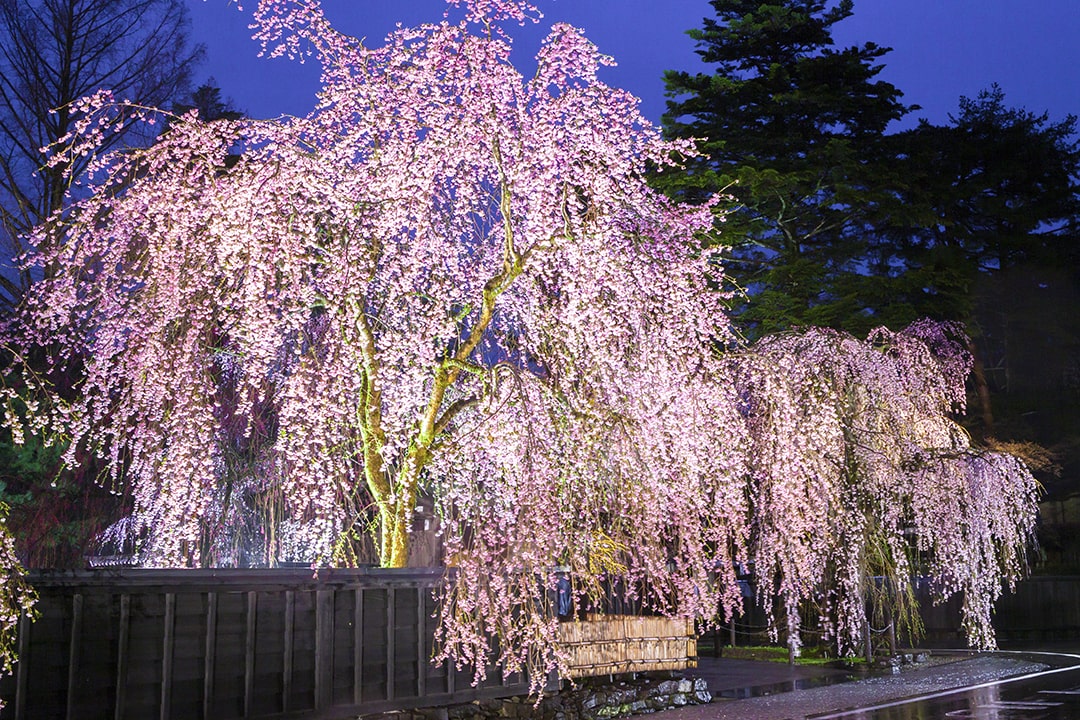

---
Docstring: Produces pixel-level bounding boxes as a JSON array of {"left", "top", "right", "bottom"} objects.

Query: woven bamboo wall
[{"left": 556, "top": 615, "right": 697, "bottom": 678}]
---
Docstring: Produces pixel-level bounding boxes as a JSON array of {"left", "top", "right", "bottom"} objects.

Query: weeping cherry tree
[
  {"left": 731, "top": 321, "right": 1039, "bottom": 656},
  {"left": 2, "top": 0, "right": 1038, "bottom": 690}
]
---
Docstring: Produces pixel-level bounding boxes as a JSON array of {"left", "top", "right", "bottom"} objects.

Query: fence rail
[{"left": 0, "top": 568, "right": 527, "bottom": 720}]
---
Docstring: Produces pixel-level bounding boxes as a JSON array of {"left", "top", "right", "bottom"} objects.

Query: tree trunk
[
  {"left": 968, "top": 340, "right": 994, "bottom": 440},
  {"left": 381, "top": 454, "right": 424, "bottom": 568},
  {"left": 385, "top": 507, "right": 411, "bottom": 568}
]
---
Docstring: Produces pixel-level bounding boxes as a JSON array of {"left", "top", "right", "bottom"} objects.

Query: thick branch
[
  {"left": 415, "top": 137, "right": 524, "bottom": 454},
  {"left": 348, "top": 296, "right": 391, "bottom": 504}
]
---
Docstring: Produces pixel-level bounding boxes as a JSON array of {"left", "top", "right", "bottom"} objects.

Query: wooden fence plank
[
  {"left": 65, "top": 593, "right": 83, "bottom": 720},
  {"left": 283, "top": 590, "right": 294, "bottom": 714},
  {"left": 353, "top": 588, "right": 363, "bottom": 705},
  {"left": 13, "top": 610, "right": 29, "bottom": 720},
  {"left": 416, "top": 586, "right": 425, "bottom": 699},
  {"left": 203, "top": 593, "right": 217, "bottom": 720},
  {"left": 115, "top": 594, "right": 130, "bottom": 720},
  {"left": 315, "top": 590, "right": 332, "bottom": 710},
  {"left": 161, "top": 592, "right": 176, "bottom": 720},
  {"left": 386, "top": 587, "right": 395, "bottom": 701},
  {"left": 244, "top": 591, "right": 257, "bottom": 718}
]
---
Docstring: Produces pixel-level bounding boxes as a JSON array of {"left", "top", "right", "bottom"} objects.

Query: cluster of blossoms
[
  {"left": 729, "top": 322, "right": 1038, "bottom": 654},
  {"left": 2, "top": 0, "right": 1038, "bottom": 692},
  {"left": 0, "top": 503, "right": 36, "bottom": 708}
]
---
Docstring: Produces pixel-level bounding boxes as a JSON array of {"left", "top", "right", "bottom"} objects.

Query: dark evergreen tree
[
  {"left": 659, "top": 0, "right": 912, "bottom": 336},
  {"left": 881, "top": 86, "right": 1079, "bottom": 313},
  {"left": 880, "top": 86, "right": 1080, "bottom": 448},
  {"left": 660, "top": 3, "right": 1080, "bottom": 526},
  {"left": 172, "top": 79, "right": 244, "bottom": 123}
]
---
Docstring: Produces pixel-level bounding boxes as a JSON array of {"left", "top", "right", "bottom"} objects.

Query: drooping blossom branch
[
  {"left": 0, "top": 501, "right": 37, "bottom": 710},
  {"left": 729, "top": 321, "right": 1039, "bottom": 655}
]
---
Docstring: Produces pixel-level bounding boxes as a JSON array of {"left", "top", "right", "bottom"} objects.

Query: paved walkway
[{"left": 652, "top": 653, "right": 1050, "bottom": 720}]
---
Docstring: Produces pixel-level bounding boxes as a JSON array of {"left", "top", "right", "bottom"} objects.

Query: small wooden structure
[{"left": 556, "top": 615, "right": 697, "bottom": 678}]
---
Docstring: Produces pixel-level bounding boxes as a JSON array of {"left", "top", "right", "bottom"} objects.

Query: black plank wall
[{"left": 0, "top": 568, "right": 526, "bottom": 720}]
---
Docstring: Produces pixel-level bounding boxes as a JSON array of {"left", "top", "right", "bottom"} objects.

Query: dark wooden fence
[
  {"left": 0, "top": 568, "right": 527, "bottom": 720},
  {"left": 919, "top": 575, "right": 1080, "bottom": 645},
  {"left": 7, "top": 569, "right": 1077, "bottom": 718}
]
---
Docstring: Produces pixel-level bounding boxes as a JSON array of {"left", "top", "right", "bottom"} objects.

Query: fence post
[
  {"left": 14, "top": 609, "right": 30, "bottom": 720},
  {"left": 161, "top": 593, "right": 176, "bottom": 720},
  {"left": 315, "top": 589, "right": 333, "bottom": 709},
  {"left": 203, "top": 592, "right": 217, "bottom": 720},
  {"left": 114, "top": 594, "right": 130, "bottom": 720},
  {"left": 65, "top": 594, "right": 83, "bottom": 720},
  {"left": 416, "top": 585, "right": 426, "bottom": 698},
  {"left": 245, "top": 592, "right": 257, "bottom": 717},
  {"left": 353, "top": 588, "right": 363, "bottom": 705}
]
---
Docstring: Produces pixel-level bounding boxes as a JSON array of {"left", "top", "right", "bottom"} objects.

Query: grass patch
[{"left": 713, "top": 645, "right": 862, "bottom": 667}]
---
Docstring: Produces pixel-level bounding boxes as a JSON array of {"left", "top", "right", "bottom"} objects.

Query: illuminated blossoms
[{"left": 3, "top": 0, "right": 1037, "bottom": 689}]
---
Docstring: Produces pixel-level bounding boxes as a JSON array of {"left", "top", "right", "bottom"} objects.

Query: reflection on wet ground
[
  {"left": 818, "top": 656, "right": 1080, "bottom": 719},
  {"left": 715, "top": 670, "right": 859, "bottom": 700},
  {"left": 685, "top": 654, "right": 859, "bottom": 702},
  {"left": 648, "top": 653, "right": 1072, "bottom": 720}
]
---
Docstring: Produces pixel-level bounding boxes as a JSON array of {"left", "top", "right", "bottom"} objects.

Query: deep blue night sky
[{"left": 188, "top": 0, "right": 1080, "bottom": 131}]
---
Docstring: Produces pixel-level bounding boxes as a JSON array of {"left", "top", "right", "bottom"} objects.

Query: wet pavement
[
  {"left": 687, "top": 655, "right": 858, "bottom": 700},
  {"left": 646, "top": 652, "right": 1069, "bottom": 720},
  {"left": 816, "top": 660, "right": 1080, "bottom": 719}
]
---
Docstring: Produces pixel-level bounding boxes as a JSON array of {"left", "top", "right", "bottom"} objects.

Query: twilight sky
[{"left": 188, "top": 0, "right": 1080, "bottom": 132}]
